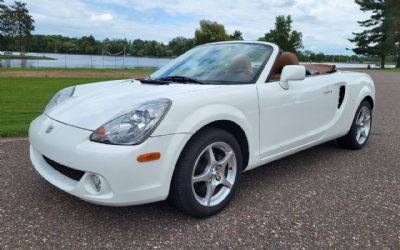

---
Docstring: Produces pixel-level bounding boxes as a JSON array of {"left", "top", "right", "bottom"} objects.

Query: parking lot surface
[{"left": 1, "top": 70, "right": 399, "bottom": 249}]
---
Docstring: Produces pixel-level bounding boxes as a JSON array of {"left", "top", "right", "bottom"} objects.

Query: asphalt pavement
[{"left": 1, "top": 70, "right": 399, "bottom": 249}]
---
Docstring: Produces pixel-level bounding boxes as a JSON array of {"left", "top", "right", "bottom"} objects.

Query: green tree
[
  {"left": 0, "top": 0, "right": 6, "bottom": 48},
  {"left": 62, "top": 40, "right": 79, "bottom": 53},
  {"left": 9, "top": 1, "right": 35, "bottom": 56},
  {"left": 259, "top": 15, "right": 303, "bottom": 53},
  {"left": 0, "top": 0, "right": 15, "bottom": 50},
  {"left": 350, "top": 0, "right": 400, "bottom": 68},
  {"left": 298, "top": 50, "right": 315, "bottom": 62},
  {"left": 194, "top": 20, "right": 229, "bottom": 45},
  {"left": 386, "top": 0, "right": 400, "bottom": 67},
  {"left": 168, "top": 36, "right": 194, "bottom": 56},
  {"left": 144, "top": 40, "right": 168, "bottom": 57},
  {"left": 130, "top": 39, "right": 146, "bottom": 56},
  {"left": 102, "top": 38, "right": 129, "bottom": 55},
  {"left": 230, "top": 30, "right": 244, "bottom": 40},
  {"left": 0, "top": 0, "right": 6, "bottom": 30},
  {"left": 79, "top": 35, "right": 99, "bottom": 54}
]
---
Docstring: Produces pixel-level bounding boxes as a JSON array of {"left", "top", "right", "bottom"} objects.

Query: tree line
[
  {"left": 27, "top": 35, "right": 195, "bottom": 57},
  {"left": 0, "top": 18, "right": 243, "bottom": 58},
  {"left": 351, "top": 0, "right": 399, "bottom": 68},
  {"left": 0, "top": 0, "right": 399, "bottom": 66}
]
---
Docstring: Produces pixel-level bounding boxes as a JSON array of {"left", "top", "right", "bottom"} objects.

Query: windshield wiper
[
  {"left": 137, "top": 77, "right": 170, "bottom": 85},
  {"left": 157, "top": 76, "right": 207, "bottom": 85}
]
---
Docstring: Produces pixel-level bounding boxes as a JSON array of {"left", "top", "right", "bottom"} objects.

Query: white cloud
[
  {"left": 19, "top": 0, "right": 371, "bottom": 54},
  {"left": 90, "top": 13, "right": 113, "bottom": 22}
]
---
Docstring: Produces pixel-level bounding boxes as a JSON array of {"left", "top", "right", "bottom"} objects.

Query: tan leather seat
[
  {"left": 304, "top": 64, "right": 336, "bottom": 74},
  {"left": 270, "top": 52, "right": 299, "bottom": 81}
]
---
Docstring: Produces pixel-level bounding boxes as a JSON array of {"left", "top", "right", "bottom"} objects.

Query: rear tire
[
  {"left": 169, "top": 128, "right": 242, "bottom": 218},
  {"left": 337, "top": 100, "right": 372, "bottom": 150}
]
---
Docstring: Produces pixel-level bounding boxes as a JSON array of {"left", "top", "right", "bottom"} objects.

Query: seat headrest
[
  {"left": 274, "top": 52, "right": 299, "bottom": 73},
  {"left": 228, "top": 54, "right": 252, "bottom": 73}
]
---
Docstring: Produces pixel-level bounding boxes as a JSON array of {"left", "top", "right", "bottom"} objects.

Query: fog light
[{"left": 91, "top": 175, "right": 102, "bottom": 192}]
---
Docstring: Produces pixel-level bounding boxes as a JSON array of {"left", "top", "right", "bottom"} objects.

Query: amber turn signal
[{"left": 137, "top": 152, "right": 161, "bottom": 163}]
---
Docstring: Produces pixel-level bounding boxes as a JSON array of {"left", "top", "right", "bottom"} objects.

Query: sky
[{"left": 5, "top": 0, "right": 371, "bottom": 55}]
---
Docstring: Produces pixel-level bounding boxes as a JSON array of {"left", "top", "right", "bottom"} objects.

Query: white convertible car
[{"left": 29, "top": 41, "right": 375, "bottom": 217}]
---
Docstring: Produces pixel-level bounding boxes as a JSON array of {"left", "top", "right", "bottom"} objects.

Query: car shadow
[{"left": 36, "top": 140, "right": 349, "bottom": 223}]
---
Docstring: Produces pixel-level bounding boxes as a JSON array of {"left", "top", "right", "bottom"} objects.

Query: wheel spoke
[
  {"left": 193, "top": 172, "right": 210, "bottom": 183},
  {"left": 356, "top": 129, "right": 362, "bottom": 141},
  {"left": 364, "top": 113, "right": 371, "bottom": 123},
  {"left": 207, "top": 146, "right": 217, "bottom": 167},
  {"left": 361, "top": 108, "right": 366, "bottom": 119},
  {"left": 205, "top": 182, "right": 216, "bottom": 206},
  {"left": 221, "top": 178, "right": 232, "bottom": 189},
  {"left": 361, "top": 128, "right": 367, "bottom": 138},
  {"left": 218, "top": 150, "right": 233, "bottom": 169},
  {"left": 356, "top": 114, "right": 363, "bottom": 125}
]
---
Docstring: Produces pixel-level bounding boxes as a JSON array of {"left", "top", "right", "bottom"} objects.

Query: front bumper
[{"left": 29, "top": 115, "right": 190, "bottom": 206}]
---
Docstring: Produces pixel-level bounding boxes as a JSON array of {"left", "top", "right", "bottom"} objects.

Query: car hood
[{"left": 46, "top": 79, "right": 221, "bottom": 130}]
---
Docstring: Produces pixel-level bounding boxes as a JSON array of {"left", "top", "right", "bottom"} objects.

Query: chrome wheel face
[
  {"left": 191, "top": 142, "right": 237, "bottom": 207},
  {"left": 355, "top": 106, "right": 371, "bottom": 145}
]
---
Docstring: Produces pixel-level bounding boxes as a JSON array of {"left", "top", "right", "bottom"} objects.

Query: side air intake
[{"left": 338, "top": 86, "right": 345, "bottom": 109}]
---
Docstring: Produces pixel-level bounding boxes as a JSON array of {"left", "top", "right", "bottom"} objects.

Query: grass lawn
[
  {"left": 383, "top": 68, "right": 400, "bottom": 72},
  {"left": 0, "top": 67, "right": 155, "bottom": 74},
  {"left": 0, "top": 77, "right": 122, "bottom": 137},
  {"left": 0, "top": 55, "right": 55, "bottom": 60}
]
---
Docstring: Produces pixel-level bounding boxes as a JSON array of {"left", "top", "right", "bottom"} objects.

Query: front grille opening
[{"left": 43, "top": 156, "right": 85, "bottom": 181}]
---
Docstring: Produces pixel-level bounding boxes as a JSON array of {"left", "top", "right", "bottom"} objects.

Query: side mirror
[{"left": 279, "top": 65, "right": 306, "bottom": 90}]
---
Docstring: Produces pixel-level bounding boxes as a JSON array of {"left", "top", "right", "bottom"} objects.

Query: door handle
[{"left": 323, "top": 89, "right": 333, "bottom": 95}]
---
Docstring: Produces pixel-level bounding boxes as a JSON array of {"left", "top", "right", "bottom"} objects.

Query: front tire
[
  {"left": 337, "top": 100, "right": 372, "bottom": 150},
  {"left": 169, "top": 128, "right": 243, "bottom": 218}
]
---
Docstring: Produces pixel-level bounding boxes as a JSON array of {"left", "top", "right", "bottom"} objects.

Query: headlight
[
  {"left": 90, "top": 99, "right": 172, "bottom": 145},
  {"left": 45, "top": 86, "right": 75, "bottom": 112}
]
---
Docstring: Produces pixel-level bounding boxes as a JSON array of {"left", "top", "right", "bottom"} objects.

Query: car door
[{"left": 257, "top": 74, "right": 339, "bottom": 159}]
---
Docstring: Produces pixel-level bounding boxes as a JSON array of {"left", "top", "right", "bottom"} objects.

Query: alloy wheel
[
  {"left": 355, "top": 106, "right": 371, "bottom": 145},
  {"left": 191, "top": 142, "right": 237, "bottom": 207}
]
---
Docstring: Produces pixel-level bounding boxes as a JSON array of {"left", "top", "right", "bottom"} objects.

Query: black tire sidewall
[
  {"left": 171, "top": 128, "right": 243, "bottom": 217},
  {"left": 345, "top": 101, "right": 373, "bottom": 149}
]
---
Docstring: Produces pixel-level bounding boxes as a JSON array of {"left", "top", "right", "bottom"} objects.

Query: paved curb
[{"left": 0, "top": 137, "right": 28, "bottom": 143}]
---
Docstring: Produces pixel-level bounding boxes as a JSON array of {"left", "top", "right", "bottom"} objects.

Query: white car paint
[{"left": 29, "top": 41, "right": 375, "bottom": 206}]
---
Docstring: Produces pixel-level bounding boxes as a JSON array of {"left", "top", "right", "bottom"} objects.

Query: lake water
[
  {"left": 0, "top": 52, "right": 394, "bottom": 69},
  {"left": 0, "top": 52, "right": 173, "bottom": 69}
]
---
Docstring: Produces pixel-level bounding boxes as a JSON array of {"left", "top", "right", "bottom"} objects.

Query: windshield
[{"left": 150, "top": 43, "right": 273, "bottom": 84}]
